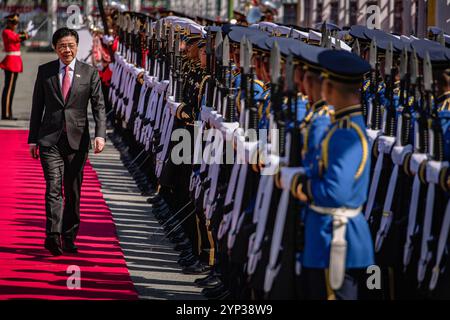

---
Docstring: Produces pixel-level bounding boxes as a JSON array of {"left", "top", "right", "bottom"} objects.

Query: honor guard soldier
[
  {"left": 292, "top": 49, "right": 374, "bottom": 300},
  {"left": 0, "top": 13, "right": 29, "bottom": 120}
]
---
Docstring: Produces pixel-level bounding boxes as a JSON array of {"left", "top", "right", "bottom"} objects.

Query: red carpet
[{"left": 0, "top": 130, "right": 138, "bottom": 299}]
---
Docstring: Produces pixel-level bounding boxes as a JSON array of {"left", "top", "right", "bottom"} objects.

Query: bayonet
[
  {"left": 438, "top": 32, "right": 445, "bottom": 47},
  {"left": 352, "top": 38, "right": 361, "bottom": 56},
  {"left": 270, "top": 41, "right": 281, "bottom": 84},
  {"left": 222, "top": 36, "right": 230, "bottom": 68},
  {"left": 286, "top": 53, "right": 294, "bottom": 121},
  {"left": 410, "top": 49, "right": 418, "bottom": 86},
  {"left": 168, "top": 24, "right": 174, "bottom": 53},
  {"left": 320, "top": 21, "right": 326, "bottom": 46},
  {"left": 384, "top": 42, "right": 393, "bottom": 77},
  {"left": 240, "top": 35, "right": 246, "bottom": 70},
  {"left": 369, "top": 39, "right": 377, "bottom": 70},
  {"left": 423, "top": 52, "right": 432, "bottom": 93},
  {"left": 400, "top": 47, "right": 408, "bottom": 81}
]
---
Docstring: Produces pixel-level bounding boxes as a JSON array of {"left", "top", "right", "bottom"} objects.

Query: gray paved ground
[{"left": 0, "top": 51, "right": 203, "bottom": 299}]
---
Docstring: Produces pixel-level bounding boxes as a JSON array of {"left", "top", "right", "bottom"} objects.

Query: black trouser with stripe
[{"left": 1, "top": 70, "right": 18, "bottom": 119}]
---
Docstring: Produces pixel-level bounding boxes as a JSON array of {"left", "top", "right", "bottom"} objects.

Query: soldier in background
[{"left": 0, "top": 13, "right": 29, "bottom": 120}]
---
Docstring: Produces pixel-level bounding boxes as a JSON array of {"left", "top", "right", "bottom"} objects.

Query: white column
[
  {"left": 131, "top": 0, "right": 142, "bottom": 12},
  {"left": 85, "top": 0, "right": 94, "bottom": 16},
  {"left": 312, "top": 0, "right": 318, "bottom": 25},
  {"left": 338, "top": 0, "right": 345, "bottom": 26},
  {"left": 357, "top": 0, "right": 365, "bottom": 25},
  {"left": 323, "top": 0, "right": 331, "bottom": 22},
  {"left": 298, "top": 0, "right": 304, "bottom": 26},
  {"left": 345, "top": 0, "right": 350, "bottom": 25}
]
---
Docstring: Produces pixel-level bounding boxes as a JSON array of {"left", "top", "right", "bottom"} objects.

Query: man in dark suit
[{"left": 28, "top": 28, "right": 106, "bottom": 256}]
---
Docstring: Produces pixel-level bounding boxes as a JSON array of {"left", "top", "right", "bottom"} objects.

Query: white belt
[
  {"left": 311, "top": 204, "right": 362, "bottom": 290},
  {"left": 429, "top": 199, "right": 450, "bottom": 290},
  {"left": 6, "top": 51, "right": 20, "bottom": 56}
]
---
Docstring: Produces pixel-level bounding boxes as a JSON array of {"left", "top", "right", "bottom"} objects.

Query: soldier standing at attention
[
  {"left": 293, "top": 49, "right": 375, "bottom": 300},
  {"left": 0, "top": 13, "right": 29, "bottom": 120}
]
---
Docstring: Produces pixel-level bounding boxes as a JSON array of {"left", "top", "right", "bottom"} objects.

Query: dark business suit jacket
[{"left": 28, "top": 59, "right": 106, "bottom": 151}]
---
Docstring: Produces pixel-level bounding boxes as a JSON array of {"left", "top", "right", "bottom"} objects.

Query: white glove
[
  {"left": 102, "top": 35, "right": 114, "bottom": 45},
  {"left": 28, "top": 29, "right": 38, "bottom": 38},
  {"left": 25, "top": 21, "right": 34, "bottom": 33}
]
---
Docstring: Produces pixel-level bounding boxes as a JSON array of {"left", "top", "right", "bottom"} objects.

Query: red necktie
[{"left": 62, "top": 65, "right": 71, "bottom": 102}]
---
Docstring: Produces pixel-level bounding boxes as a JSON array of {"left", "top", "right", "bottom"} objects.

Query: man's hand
[
  {"left": 29, "top": 144, "right": 39, "bottom": 159},
  {"left": 94, "top": 137, "right": 105, "bottom": 154}
]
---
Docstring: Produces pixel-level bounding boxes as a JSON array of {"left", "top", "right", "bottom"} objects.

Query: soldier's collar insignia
[{"left": 333, "top": 104, "right": 362, "bottom": 121}]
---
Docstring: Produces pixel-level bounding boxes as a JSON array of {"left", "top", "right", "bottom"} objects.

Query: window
[
  {"left": 349, "top": 0, "right": 358, "bottom": 26},
  {"left": 316, "top": 0, "right": 323, "bottom": 24},
  {"left": 283, "top": 4, "right": 298, "bottom": 25},
  {"left": 394, "top": 0, "right": 403, "bottom": 34},
  {"left": 330, "top": 1, "right": 339, "bottom": 25}
]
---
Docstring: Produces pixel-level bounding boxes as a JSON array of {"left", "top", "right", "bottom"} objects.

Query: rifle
[
  {"left": 205, "top": 30, "right": 215, "bottom": 109},
  {"left": 214, "top": 31, "right": 223, "bottom": 113},
  {"left": 174, "top": 31, "right": 183, "bottom": 103},
  {"left": 223, "top": 36, "right": 236, "bottom": 122},
  {"left": 263, "top": 43, "right": 302, "bottom": 299},
  {"left": 246, "top": 39, "right": 259, "bottom": 136},
  {"left": 269, "top": 41, "right": 285, "bottom": 158},
  {"left": 417, "top": 52, "right": 447, "bottom": 286},
  {"left": 368, "top": 39, "right": 381, "bottom": 130}
]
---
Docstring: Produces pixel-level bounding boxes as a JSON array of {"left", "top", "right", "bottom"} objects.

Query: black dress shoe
[
  {"left": 196, "top": 276, "right": 222, "bottom": 289},
  {"left": 170, "top": 236, "right": 188, "bottom": 244},
  {"left": 62, "top": 238, "right": 78, "bottom": 253},
  {"left": 147, "top": 194, "right": 163, "bottom": 204},
  {"left": 174, "top": 240, "right": 191, "bottom": 252},
  {"left": 141, "top": 190, "right": 157, "bottom": 197},
  {"left": 194, "top": 274, "right": 213, "bottom": 285},
  {"left": 202, "top": 284, "right": 228, "bottom": 298},
  {"left": 182, "top": 262, "right": 211, "bottom": 275},
  {"left": 44, "top": 236, "right": 63, "bottom": 256}
]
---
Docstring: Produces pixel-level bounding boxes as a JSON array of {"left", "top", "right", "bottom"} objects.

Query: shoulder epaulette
[
  {"left": 254, "top": 79, "right": 265, "bottom": 90},
  {"left": 363, "top": 80, "right": 371, "bottom": 92},
  {"left": 438, "top": 97, "right": 450, "bottom": 112}
]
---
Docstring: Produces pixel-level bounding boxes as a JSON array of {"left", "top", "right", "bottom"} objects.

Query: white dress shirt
[{"left": 59, "top": 58, "right": 76, "bottom": 89}]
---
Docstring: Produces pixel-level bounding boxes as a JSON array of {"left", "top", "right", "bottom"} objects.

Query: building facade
[{"left": 294, "top": 0, "right": 449, "bottom": 36}]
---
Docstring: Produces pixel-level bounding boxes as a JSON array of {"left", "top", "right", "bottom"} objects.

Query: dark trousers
[
  {"left": 304, "top": 268, "right": 363, "bottom": 300},
  {"left": 1, "top": 70, "right": 18, "bottom": 119},
  {"left": 39, "top": 132, "right": 88, "bottom": 241}
]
